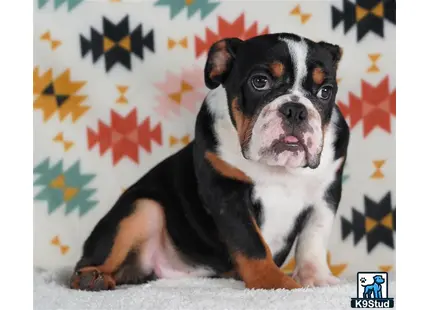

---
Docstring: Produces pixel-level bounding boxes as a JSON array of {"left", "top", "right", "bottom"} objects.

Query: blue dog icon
[{"left": 362, "top": 275, "right": 385, "bottom": 298}]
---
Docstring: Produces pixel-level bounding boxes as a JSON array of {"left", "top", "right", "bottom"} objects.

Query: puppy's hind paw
[{"left": 70, "top": 267, "right": 116, "bottom": 291}]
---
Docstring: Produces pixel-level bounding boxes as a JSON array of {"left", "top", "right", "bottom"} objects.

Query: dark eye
[
  {"left": 317, "top": 85, "right": 333, "bottom": 100},
  {"left": 251, "top": 74, "right": 271, "bottom": 91}
]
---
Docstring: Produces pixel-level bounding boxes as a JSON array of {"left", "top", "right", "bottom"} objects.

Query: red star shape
[
  {"left": 195, "top": 13, "right": 269, "bottom": 58},
  {"left": 110, "top": 109, "right": 140, "bottom": 164},
  {"left": 87, "top": 108, "right": 162, "bottom": 165},
  {"left": 338, "top": 76, "right": 396, "bottom": 137}
]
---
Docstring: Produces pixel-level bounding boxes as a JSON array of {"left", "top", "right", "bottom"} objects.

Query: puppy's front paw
[
  {"left": 293, "top": 261, "right": 339, "bottom": 287},
  {"left": 70, "top": 267, "right": 116, "bottom": 291}
]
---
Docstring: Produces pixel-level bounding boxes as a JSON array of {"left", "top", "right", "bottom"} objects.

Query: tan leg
[
  {"left": 234, "top": 219, "right": 302, "bottom": 290},
  {"left": 70, "top": 199, "right": 164, "bottom": 291}
]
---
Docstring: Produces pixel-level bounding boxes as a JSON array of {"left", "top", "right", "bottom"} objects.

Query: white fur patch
[
  {"left": 281, "top": 37, "right": 309, "bottom": 92},
  {"left": 206, "top": 86, "right": 229, "bottom": 119},
  {"left": 292, "top": 196, "right": 340, "bottom": 287}
]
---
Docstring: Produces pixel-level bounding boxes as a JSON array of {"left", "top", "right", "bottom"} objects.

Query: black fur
[{"left": 325, "top": 105, "right": 350, "bottom": 212}]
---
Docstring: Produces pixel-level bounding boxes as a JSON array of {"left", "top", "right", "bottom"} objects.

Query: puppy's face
[{"left": 204, "top": 33, "right": 342, "bottom": 169}]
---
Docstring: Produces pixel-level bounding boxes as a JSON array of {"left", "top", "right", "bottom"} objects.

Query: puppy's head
[{"left": 204, "top": 33, "right": 342, "bottom": 169}]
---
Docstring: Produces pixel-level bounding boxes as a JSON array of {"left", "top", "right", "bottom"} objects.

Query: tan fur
[
  {"left": 312, "top": 67, "right": 325, "bottom": 85},
  {"left": 96, "top": 199, "right": 163, "bottom": 273},
  {"left": 231, "top": 97, "right": 255, "bottom": 148},
  {"left": 270, "top": 61, "right": 285, "bottom": 78},
  {"left": 205, "top": 151, "right": 252, "bottom": 183},
  {"left": 209, "top": 41, "right": 231, "bottom": 79},
  {"left": 233, "top": 219, "right": 302, "bottom": 290},
  {"left": 72, "top": 199, "right": 165, "bottom": 289}
]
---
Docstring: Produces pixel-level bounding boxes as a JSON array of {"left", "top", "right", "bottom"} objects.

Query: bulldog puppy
[{"left": 70, "top": 32, "right": 349, "bottom": 291}]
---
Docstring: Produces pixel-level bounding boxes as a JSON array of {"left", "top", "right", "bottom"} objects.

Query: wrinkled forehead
[{"left": 233, "top": 34, "right": 336, "bottom": 80}]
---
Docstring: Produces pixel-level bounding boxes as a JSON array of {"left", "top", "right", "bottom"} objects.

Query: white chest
[
  {"left": 252, "top": 145, "right": 342, "bottom": 258},
  {"left": 254, "top": 179, "right": 315, "bottom": 258}
]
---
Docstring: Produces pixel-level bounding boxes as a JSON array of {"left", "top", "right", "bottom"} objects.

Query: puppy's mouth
[
  {"left": 270, "top": 135, "right": 305, "bottom": 154},
  {"left": 283, "top": 135, "right": 301, "bottom": 149}
]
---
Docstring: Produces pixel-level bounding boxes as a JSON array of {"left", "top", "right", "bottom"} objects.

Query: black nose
[{"left": 279, "top": 102, "right": 308, "bottom": 124}]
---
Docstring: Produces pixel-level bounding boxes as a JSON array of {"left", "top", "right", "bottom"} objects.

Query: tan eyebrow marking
[
  {"left": 312, "top": 67, "right": 325, "bottom": 85},
  {"left": 269, "top": 61, "right": 285, "bottom": 78}
]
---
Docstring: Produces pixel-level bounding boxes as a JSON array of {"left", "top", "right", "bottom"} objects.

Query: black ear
[
  {"left": 318, "top": 41, "right": 343, "bottom": 67},
  {"left": 204, "top": 38, "right": 243, "bottom": 89}
]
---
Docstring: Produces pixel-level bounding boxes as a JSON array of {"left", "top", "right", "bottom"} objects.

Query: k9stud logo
[{"left": 351, "top": 272, "right": 394, "bottom": 308}]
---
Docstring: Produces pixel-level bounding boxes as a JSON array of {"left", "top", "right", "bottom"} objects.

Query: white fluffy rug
[{"left": 34, "top": 267, "right": 395, "bottom": 310}]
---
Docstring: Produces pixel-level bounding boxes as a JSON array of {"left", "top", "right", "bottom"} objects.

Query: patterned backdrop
[{"left": 33, "top": 0, "right": 396, "bottom": 281}]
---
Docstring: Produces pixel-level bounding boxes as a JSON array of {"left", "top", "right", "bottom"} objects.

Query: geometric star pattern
[
  {"left": 194, "top": 13, "right": 269, "bottom": 58},
  {"left": 87, "top": 108, "right": 163, "bottom": 165},
  {"left": 341, "top": 192, "right": 396, "bottom": 253},
  {"left": 37, "top": 0, "right": 85, "bottom": 12},
  {"left": 338, "top": 76, "right": 396, "bottom": 137},
  {"left": 154, "top": 67, "right": 206, "bottom": 119},
  {"left": 34, "top": 158, "right": 98, "bottom": 217},
  {"left": 331, "top": 0, "right": 396, "bottom": 42},
  {"left": 155, "top": 0, "right": 220, "bottom": 20},
  {"left": 33, "top": 67, "right": 89, "bottom": 123},
  {"left": 80, "top": 16, "right": 155, "bottom": 72}
]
